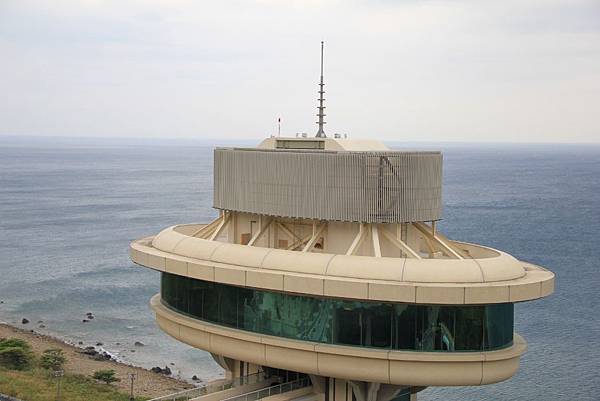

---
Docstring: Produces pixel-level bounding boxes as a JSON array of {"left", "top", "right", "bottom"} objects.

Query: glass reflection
[{"left": 160, "top": 273, "right": 513, "bottom": 352}]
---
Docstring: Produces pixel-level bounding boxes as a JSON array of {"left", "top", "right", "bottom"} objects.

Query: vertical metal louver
[{"left": 213, "top": 148, "right": 443, "bottom": 223}]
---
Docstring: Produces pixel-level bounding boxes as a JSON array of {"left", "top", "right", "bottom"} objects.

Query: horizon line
[{"left": 0, "top": 134, "right": 599, "bottom": 146}]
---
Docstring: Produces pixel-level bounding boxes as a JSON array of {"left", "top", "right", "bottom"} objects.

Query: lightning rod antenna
[{"left": 316, "top": 41, "right": 326, "bottom": 138}]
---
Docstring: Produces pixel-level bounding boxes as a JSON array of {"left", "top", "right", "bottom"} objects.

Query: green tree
[
  {"left": 40, "top": 348, "right": 66, "bottom": 370},
  {"left": 92, "top": 369, "right": 120, "bottom": 385},
  {"left": 0, "top": 338, "right": 33, "bottom": 370}
]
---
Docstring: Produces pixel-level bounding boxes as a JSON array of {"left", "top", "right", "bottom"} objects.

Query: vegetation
[
  {"left": 0, "top": 338, "right": 33, "bottom": 370},
  {"left": 93, "top": 369, "right": 120, "bottom": 385},
  {"left": 0, "top": 368, "right": 148, "bottom": 401},
  {"left": 0, "top": 337, "right": 148, "bottom": 401},
  {"left": 40, "top": 348, "right": 66, "bottom": 371}
]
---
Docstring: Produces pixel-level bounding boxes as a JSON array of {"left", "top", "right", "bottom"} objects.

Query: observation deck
[
  {"left": 132, "top": 222, "right": 553, "bottom": 305},
  {"left": 130, "top": 137, "right": 554, "bottom": 400}
]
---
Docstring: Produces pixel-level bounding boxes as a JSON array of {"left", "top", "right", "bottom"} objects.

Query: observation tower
[{"left": 130, "top": 45, "right": 554, "bottom": 401}]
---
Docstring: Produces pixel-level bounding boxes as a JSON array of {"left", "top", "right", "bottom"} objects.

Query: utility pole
[
  {"left": 128, "top": 372, "right": 137, "bottom": 401},
  {"left": 54, "top": 370, "right": 64, "bottom": 401}
]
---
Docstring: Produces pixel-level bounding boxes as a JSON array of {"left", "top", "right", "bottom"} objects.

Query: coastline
[{"left": 0, "top": 323, "right": 194, "bottom": 398}]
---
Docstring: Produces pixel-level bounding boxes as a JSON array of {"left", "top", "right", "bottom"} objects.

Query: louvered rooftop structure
[{"left": 214, "top": 139, "right": 442, "bottom": 224}]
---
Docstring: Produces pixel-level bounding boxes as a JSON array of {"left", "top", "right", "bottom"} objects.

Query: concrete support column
[
  {"left": 326, "top": 377, "right": 353, "bottom": 401},
  {"left": 210, "top": 354, "right": 262, "bottom": 381}
]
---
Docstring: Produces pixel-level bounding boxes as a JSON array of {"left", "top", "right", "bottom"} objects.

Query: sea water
[{"left": 0, "top": 138, "right": 598, "bottom": 399}]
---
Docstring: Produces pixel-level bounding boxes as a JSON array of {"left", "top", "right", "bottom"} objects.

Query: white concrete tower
[
  {"left": 131, "top": 137, "right": 554, "bottom": 401},
  {"left": 130, "top": 49, "right": 554, "bottom": 401}
]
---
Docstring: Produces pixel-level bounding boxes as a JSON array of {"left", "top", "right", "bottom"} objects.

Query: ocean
[{"left": 0, "top": 137, "right": 598, "bottom": 400}]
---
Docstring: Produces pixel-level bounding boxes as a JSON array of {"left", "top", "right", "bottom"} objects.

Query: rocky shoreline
[
  {"left": 0, "top": 322, "right": 194, "bottom": 398},
  {"left": 0, "top": 394, "right": 22, "bottom": 401}
]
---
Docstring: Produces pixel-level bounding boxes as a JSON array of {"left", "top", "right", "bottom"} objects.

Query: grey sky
[{"left": 1, "top": 0, "right": 599, "bottom": 142}]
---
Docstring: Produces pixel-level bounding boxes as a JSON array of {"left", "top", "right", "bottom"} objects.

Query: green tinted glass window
[{"left": 160, "top": 273, "right": 514, "bottom": 352}]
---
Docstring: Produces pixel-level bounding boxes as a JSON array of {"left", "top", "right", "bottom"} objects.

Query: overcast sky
[{"left": 1, "top": 0, "right": 599, "bottom": 143}]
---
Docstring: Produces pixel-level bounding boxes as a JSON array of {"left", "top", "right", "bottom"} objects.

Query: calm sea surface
[{"left": 0, "top": 138, "right": 598, "bottom": 400}]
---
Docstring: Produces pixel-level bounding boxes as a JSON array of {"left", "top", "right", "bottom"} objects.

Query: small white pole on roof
[{"left": 278, "top": 117, "right": 281, "bottom": 137}]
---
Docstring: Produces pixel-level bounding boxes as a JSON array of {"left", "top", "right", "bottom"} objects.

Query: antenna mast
[{"left": 316, "top": 41, "right": 326, "bottom": 138}]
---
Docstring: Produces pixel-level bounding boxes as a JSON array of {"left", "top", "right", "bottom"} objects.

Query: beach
[{"left": 0, "top": 323, "right": 193, "bottom": 399}]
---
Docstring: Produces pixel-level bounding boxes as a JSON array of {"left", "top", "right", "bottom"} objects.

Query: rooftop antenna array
[{"left": 316, "top": 41, "right": 326, "bottom": 138}]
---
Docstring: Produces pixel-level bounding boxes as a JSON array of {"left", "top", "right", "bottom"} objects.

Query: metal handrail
[
  {"left": 148, "top": 371, "right": 270, "bottom": 401},
  {"left": 221, "top": 377, "right": 311, "bottom": 401}
]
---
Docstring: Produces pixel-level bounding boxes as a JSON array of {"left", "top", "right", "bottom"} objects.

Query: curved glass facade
[{"left": 161, "top": 272, "right": 514, "bottom": 352}]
